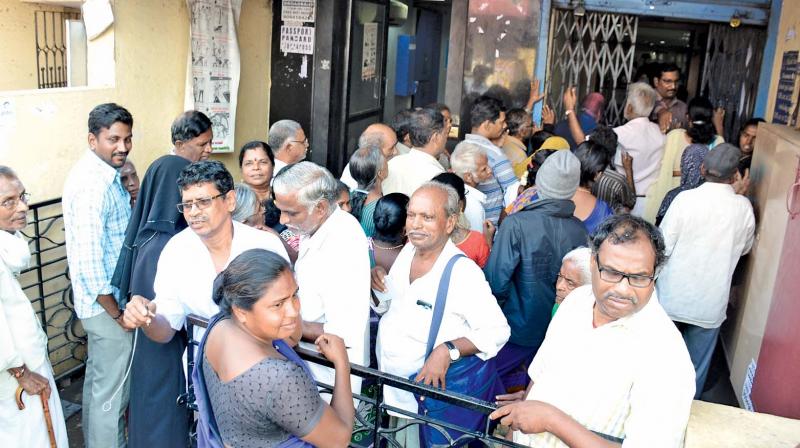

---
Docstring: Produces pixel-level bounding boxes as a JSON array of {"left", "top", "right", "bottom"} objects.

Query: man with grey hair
[
  {"left": 272, "top": 161, "right": 371, "bottom": 398},
  {"left": 450, "top": 141, "right": 493, "bottom": 232},
  {"left": 341, "top": 123, "right": 399, "bottom": 190},
  {"left": 268, "top": 119, "right": 308, "bottom": 176},
  {"left": 372, "top": 181, "right": 510, "bottom": 445},
  {"left": 612, "top": 81, "right": 665, "bottom": 216},
  {"left": 554, "top": 247, "right": 592, "bottom": 314}
]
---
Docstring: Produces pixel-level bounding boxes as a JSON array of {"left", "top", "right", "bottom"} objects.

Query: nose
[
  {"left": 279, "top": 212, "right": 289, "bottom": 225},
  {"left": 286, "top": 297, "right": 300, "bottom": 318},
  {"left": 17, "top": 200, "right": 29, "bottom": 214}
]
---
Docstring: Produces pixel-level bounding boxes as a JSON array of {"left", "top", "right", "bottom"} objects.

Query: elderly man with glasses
[
  {"left": 268, "top": 119, "right": 309, "bottom": 178},
  {"left": 122, "top": 161, "right": 288, "bottom": 348},
  {"left": 491, "top": 214, "right": 695, "bottom": 448}
]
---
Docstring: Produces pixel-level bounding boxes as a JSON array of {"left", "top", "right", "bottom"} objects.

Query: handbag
[{"left": 410, "top": 254, "right": 504, "bottom": 446}]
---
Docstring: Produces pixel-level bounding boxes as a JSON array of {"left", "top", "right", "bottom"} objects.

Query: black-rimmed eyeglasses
[
  {"left": 176, "top": 192, "right": 226, "bottom": 213},
  {"left": 595, "top": 254, "right": 656, "bottom": 288},
  {"left": 1, "top": 192, "right": 31, "bottom": 210}
]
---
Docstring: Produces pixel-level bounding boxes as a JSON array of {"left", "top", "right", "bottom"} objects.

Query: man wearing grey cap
[
  {"left": 485, "top": 151, "right": 588, "bottom": 391},
  {"left": 657, "top": 143, "right": 755, "bottom": 398}
]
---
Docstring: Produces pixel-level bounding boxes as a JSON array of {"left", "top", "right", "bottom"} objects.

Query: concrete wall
[
  {"left": 0, "top": 0, "right": 272, "bottom": 201},
  {"left": 763, "top": 1, "right": 800, "bottom": 122}
]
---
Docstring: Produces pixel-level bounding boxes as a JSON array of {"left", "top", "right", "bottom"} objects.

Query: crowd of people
[{"left": 0, "top": 60, "right": 760, "bottom": 448}]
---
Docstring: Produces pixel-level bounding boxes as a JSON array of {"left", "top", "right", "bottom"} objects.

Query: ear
[
  {"left": 445, "top": 213, "right": 457, "bottom": 235},
  {"left": 225, "top": 189, "right": 237, "bottom": 212},
  {"left": 231, "top": 305, "right": 247, "bottom": 325},
  {"left": 88, "top": 132, "right": 97, "bottom": 150}
]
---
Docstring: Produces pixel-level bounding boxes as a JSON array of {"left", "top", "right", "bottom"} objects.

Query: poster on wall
[
  {"left": 361, "top": 22, "right": 377, "bottom": 81},
  {"left": 772, "top": 50, "right": 798, "bottom": 126},
  {"left": 280, "top": 25, "right": 315, "bottom": 55},
  {"left": 281, "top": 0, "right": 315, "bottom": 23},
  {"left": 185, "top": 0, "right": 242, "bottom": 153}
]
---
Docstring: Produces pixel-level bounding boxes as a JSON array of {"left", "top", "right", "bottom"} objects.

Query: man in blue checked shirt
[
  {"left": 62, "top": 103, "right": 134, "bottom": 448},
  {"left": 464, "top": 96, "right": 520, "bottom": 226}
]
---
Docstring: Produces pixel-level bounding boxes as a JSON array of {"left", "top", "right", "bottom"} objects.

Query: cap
[
  {"left": 703, "top": 143, "right": 741, "bottom": 179},
  {"left": 536, "top": 150, "right": 580, "bottom": 200}
]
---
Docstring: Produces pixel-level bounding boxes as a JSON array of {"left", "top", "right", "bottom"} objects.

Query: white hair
[
  {"left": 562, "top": 247, "right": 592, "bottom": 285},
  {"left": 272, "top": 161, "right": 338, "bottom": 212},
  {"left": 450, "top": 141, "right": 487, "bottom": 179},
  {"left": 232, "top": 183, "right": 258, "bottom": 223},
  {"left": 624, "top": 82, "right": 658, "bottom": 119},
  {"left": 268, "top": 119, "right": 302, "bottom": 153},
  {"left": 417, "top": 181, "right": 460, "bottom": 219}
]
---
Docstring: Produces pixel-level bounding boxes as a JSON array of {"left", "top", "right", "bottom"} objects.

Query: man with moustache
[
  {"left": 122, "top": 161, "right": 288, "bottom": 349},
  {"left": 491, "top": 214, "right": 695, "bottom": 448},
  {"left": 0, "top": 167, "right": 69, "bottom": 447},
  {"left": 63, "top": 103, "right": 135, "bottom": 448},
  {"left": 272, "top": 162, "right": 371, "bottom": 399},
  {"left": 650, "top": 63, "right": 688, "bottom": 131},
  {"left": 372, "top": 181, "right": 509, "bottom": 446}
]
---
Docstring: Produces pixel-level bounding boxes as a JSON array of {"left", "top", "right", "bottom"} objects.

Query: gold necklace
[{"left": 373, "top": 240, "right": 403, "bottom": 250}]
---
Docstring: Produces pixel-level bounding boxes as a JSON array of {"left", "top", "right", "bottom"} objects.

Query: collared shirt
[
  {"left": 593, "top": 168, "right": 637, "bottom": 212},
  {"left": 652, "top": 97, "right": 688, "bottom": 130},
  {"left": 294, "top": 207, "right": 371, "bottom": 389},
  {"left": 376, "top": 240, "right": 510, "bottom": 414},
  {"left": 272, "top": 158, "right": 289, "bottom": 186},
  {"left": 613, "top": 118, "right": 666, "bottom": 215},
  {"left": 657, "top": 182, "right": 755, "bottom": 328},
  {"left": 152, "top": 221, "right": 289, "bottom": 342},
  {"left": 466, "top": 134, "right": 518, "bottom": 225},
  {"left": 0, "top": 232, "right": 49, "bottom": 399},
  {"left": 464, "top": 184, "right": 487, "bottom": 232},
  {"left": 63, "top": 150, "right": 131, "bottom": 319},
  {"left": 381, "top": 148, "right": 445, "bottom": 197},
  {"left": 515, "top": 286, "right": 695, "bottom": 447}
]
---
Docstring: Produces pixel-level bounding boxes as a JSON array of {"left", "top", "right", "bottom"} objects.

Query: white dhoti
[{"left": 0, "top": 363, "right": 69, "bottom": 448}]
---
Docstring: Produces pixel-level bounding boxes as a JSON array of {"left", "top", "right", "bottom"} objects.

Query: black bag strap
[{"left": 424, "top": 254, "right": 466, "bottom": 359}]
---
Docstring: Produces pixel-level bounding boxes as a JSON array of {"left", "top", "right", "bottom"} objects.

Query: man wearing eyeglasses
[
  {"left": 0, "top": 166, "right": 69, "bottom": 447},
  {"left": 268, "top": 119, "right": 309, "bottom": 177},
  {"left": 650, "top": 63, "right": 688, "bottom": 132},
  {"left": 62, "top": 103, "right": 134, "bottom": 448},
  {"left": 122, "top": 161, "right": 289, "bottom": 346},
  {"left": 491, "top": 214, "right": 695, "bottom": 448}
]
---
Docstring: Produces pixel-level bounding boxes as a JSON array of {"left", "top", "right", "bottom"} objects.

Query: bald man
[{"left": 341, "top": 123, "right": 399, "bottom": 190}]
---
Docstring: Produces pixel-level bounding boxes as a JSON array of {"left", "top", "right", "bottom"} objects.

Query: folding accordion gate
[{"left": 546, "top": 8, "right": 638, "bottom": 127}]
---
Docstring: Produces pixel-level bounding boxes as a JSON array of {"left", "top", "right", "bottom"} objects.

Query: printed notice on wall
[
  {"left": 361, "top": 22, "right": 377, "bottom": 81},
  {"left": 772, "top": 50, "right": 798, "bottom": 125},
  {"left": 280, "top": 25, "right": 315, "bottom": 55},
  {"left": 185, "top": 0, "right": 242, "bottom": 153},
  {"left": 281, "top": 0, "right": 315, "bottom": 23}
]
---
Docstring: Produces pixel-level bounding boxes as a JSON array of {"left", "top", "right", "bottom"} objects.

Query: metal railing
[
  {"left": 184, "top": 314, "right": 525, "bottom": 447},
  {"left": 18, "top": 198, "right": 86, "bottom": 381}
]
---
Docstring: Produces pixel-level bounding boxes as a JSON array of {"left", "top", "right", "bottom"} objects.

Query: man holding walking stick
[{"left": 0, "top": 166, "right": 68, "bottom": 447}]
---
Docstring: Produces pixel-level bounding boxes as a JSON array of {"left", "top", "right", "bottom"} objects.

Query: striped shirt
[
  {"left": 593, "top": 168, "right": 636, "bottom": 212},
  {"left": 465, "top": 134, "right": 517, "bottom": 225},
  {"left": 515, "top": 286, "right": 695, "bottom": 447},
  {"left": 63, "top": 150, "right": 131, "bottom": 319}
]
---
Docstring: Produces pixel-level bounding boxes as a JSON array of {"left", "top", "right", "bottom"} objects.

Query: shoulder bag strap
[{"left": 424, "top": 254, "right": 466, "bottom": 359}]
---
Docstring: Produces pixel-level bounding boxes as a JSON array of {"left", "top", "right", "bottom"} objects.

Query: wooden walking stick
[
  {"left": 15, "top": 385, "right": 58, "bottom": 448},
  {"left": 40, "top": 393, "right": 57, "bottom": 448}
]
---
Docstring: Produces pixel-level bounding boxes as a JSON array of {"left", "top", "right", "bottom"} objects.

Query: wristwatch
[
  {"left": 444, "top": 341, "right": 460, "bottom": 363},
  {"left": 565, "top": 110, "right": 574, "bottom": 117}
]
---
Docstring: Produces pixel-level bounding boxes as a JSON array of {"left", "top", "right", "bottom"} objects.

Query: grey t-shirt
[{"left": 203, "top": 353, "right": 325, "bottom": 447}]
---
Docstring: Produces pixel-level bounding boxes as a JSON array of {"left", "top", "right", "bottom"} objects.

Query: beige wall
[
  {"left": 764, "top": 2, "right": 800, "bottom": 122},
  {"left": 0, "top": 0, "right": 272, "bottom": 201}
]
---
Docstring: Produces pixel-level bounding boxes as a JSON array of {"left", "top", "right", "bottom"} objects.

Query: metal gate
[
  {"left": 701, "top": 24, "right": 766, "bottom": 141},
  {"left": 546, "top": 9, "right": 638, "bottom": 127}
]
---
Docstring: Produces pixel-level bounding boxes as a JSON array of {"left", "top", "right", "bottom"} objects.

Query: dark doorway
[{"left": 412, "top": 8, "right": 444, "bottom": 107}]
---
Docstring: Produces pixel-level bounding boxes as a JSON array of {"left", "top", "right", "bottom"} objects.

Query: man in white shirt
[
  {"left": 0, "top": 167, "right": 69, "bottom": 448},
  {"left": 612, "top": 82, "right": 666, "bottom": 216},
  {"left": 657, "top": 143, "right": 755, "bottom": 398},
  {"left": 272, "top": 162, "right": 371, "bottom": 397},
  {"left": 341, "top": 123, "right": 399, "bottom": 190},
  {"left": 268, "top": 119, "right": 308, "bottom": 176},
  {"left": 123, "top": 161, "right": 289, "bottom": 345},
  {"left": 449, "top": 140, "right": 493, "bottom": 233},
  {"left": 381, "top": 108, "right": 447, "bottom": 197},
  {"left": 372, "top": 181, "right": 510, "bottom": 443},
  {"left": 492, "top": 214, "right": 695, "bottom": 448}
]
